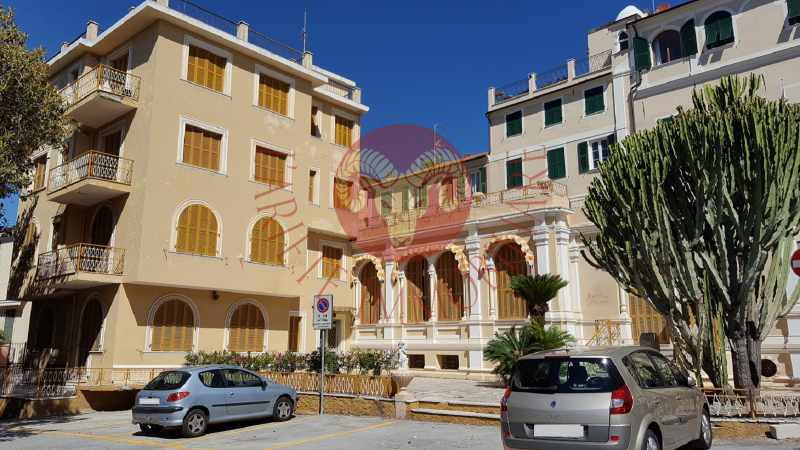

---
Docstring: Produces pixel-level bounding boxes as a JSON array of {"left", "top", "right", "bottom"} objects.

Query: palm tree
[
  {"left": 484, "top": 322, "right": 575, "bottom": 383},
  {"left": 510, "top": 274, "right": 568, "bottom": 324}
]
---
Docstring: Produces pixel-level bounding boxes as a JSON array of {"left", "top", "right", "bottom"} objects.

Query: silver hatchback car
[
  {"left": 501, "top": 346, "right": 711, "bottom": 450},
  {"left": 132, "top": 365, "right": 297, "bottom": 437}
]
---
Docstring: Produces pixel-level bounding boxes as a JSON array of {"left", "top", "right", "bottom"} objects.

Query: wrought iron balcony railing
[
  {"left": 48, "top": 151, "right": 133, "bottom": 193},
  {"left": 59, "top": 65, "right": 141, "bottom": 109},
  {"left": 36, "top": 244, "right": 125, "bottom": 280},
  {"left": 575, "top": 50, "right": 613, "bottom": 78}
]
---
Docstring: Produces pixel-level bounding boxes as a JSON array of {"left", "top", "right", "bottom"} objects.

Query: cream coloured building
[
  {"left": 348, "top": 0, "right": 800, "bottom": 381},
  {"left": 17, "top": 0, "right": 367, "bottom": 369}
]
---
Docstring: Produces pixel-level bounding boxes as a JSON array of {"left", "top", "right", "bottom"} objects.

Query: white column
[
  {"left": 568, "top": 240, "right": 584, "bottom": 341},
  {"left": 398, "top": 270, "right": 407, "bottom": 324},
  {"left": 353, "top": 279, "right": 361, "bottom": 326},
  {"left": 465, "top": 234, "right": 483, "bottom": 321},
  {"left": 486, "top": 258, "right": 498, "bottom": 320},
  {"left": 532, "top": 217, "right": 550, "bottom": 275},
  {"left": 428, "top": 262, "right": 438, "bottom": 322},
  {"left": 553, "top": 216, "right": 576, "bottom": 335},
  {"left": 618, "top": 285, "right": 634, "bottom": 344},
  {"left": 383, "top": 258, "right": 395, "bottom": 323}
]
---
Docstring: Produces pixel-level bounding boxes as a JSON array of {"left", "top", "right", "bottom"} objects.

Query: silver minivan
[
  {"left": 132, "top": 365, "right": 297, "bottom": 437},
  {"left": 501, "top": 346, "right": 711, "bottom": 450}
]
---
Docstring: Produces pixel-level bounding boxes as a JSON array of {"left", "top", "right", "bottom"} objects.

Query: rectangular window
[
  {"left": 335, "top": 116, "right": 354, "bottom": 147},
  {"left": 33, "top": 157, "right": 47, "bottom": 191},
  {"left": 308, "top": 170, "right": 317, "bottom": 203},
  {"left": 506, "top": 158, "right": 523, "bottom": 189},
  {"left": 253, "top": 146, "right": 286, "bottom": 186},
  {"left": 402, "top": 189, "right": 410, "bottom": 211},
  {"left": 544, "top": 99, "right": 563, "bottom": 127},
  {"left": 333, "top": 177, "right": 353, "bottom": 209},
  {"left": 506, "top": 110, "right": 523, "bottom": 137},
  {"left": 381, "top": 192, "right": 393, "bottom": 215},
  {"left": 590, "top": 139, "right": 609, "bottom": 170},
  {"left": 441, "top": 177, "right": 456, "bottom": 205},
  {"left": 470, "top": 167, "right": 487, "bottom": 194},
  {"left": 187, "top": 45, "right": 226, "bottom": 92},
  {"left": 258, "top": 74, "right": 290, "bottom": 115},
  {"left": 512, "top": 358, "right": 622, "bottom": 393},
  {"left": 322, "top": 245, "right": 342, "bottom": 279},
  {"left": 791, "top": 0, "right": 800, "bottom": 25},
  {"left": 547, "top": 147, "right": 566, "bottom": 180},
  {"left": 288, "top": 316, "right": 301, "bottom": 352},
  {"left": 311, "top": 106, "right": 321, "bottom": 137},
  {"left": 415, "top": 186, "right": 428, "bottom": 208},
  {"left": 584, "top": 87, "right": 605, "bottom": 115},
  {"left": 182, "top": 124, "right": 222, "bottom": 171}
]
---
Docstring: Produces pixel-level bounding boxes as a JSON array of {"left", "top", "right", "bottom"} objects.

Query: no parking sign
[{"left": 313, "top": 294, "right": 333, "bottom": 330}]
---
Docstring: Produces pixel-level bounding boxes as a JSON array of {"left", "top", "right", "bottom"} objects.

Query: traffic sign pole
[
  {"left": 319, "top": 329, "right": 325, "bottom": 415},
  {"left": 313, "top": 294, "right": 333, "bottom": 416}
]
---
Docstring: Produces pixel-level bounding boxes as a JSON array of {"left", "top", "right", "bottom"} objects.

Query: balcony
[
  {"left": 35, "top": 244, "right": 125, "bottom": 289},
  {"left": 59, "top": 65, "right": 140, "bottom": 128},
  {"left": 47, "top": 151, "right": 133, "bottom": 206}
]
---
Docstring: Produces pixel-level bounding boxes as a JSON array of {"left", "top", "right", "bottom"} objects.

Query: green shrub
[
  {"left": 484, "top": 322, "right": 575, "bottom": 384},
  {"left": 305, "top": 348, "right": 340, "bottom": 373}
]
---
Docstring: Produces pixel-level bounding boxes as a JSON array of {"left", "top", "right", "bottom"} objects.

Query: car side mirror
[
  {"left": 261, "top": 379, "right": 268, "bottom": 389},
  {"left": 687, "top": 376, "right": 697, "bottom": 388}
]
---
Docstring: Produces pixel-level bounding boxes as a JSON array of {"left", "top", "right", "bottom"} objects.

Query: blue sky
[{"left": 4, "top": 0, "right": 660, "bottom": 224}]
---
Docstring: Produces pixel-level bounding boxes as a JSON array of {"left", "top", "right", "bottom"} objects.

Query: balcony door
[
  {"left": 91, "top": 207, "right": 114, "bottom": 246},
  {"left": 97, "top": 129, "right": 122, "bottom": 182}
]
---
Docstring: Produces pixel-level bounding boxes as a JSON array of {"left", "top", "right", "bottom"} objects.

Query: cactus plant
[{"left": 583, "top": 75, "right": 800, "bottom": 390}]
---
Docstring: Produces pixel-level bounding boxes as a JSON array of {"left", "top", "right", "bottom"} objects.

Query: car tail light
[
  {"left": 610, "top": 385, "right": 633, "bottom": 414},
  {"left": 500, "top": 387, "right": 512, "bottom": 413},
  {"left": 166, "top": 391, "right": 190, "bottom": 402}
]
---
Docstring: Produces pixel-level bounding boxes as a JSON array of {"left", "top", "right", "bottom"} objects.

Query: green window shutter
[
  {"left": 790, "top": 0, "right": 800, "bottom": 23},
  {"left": 381, "top": 192, "right": 392, "bottom": 215},
  {"left": 506, "top": 159, "right": 523, "bottom": 188},
  {"left": 544, "top": 99, "right": 563, "bottom": 126},
  {"left": 547, "top": 148, "right": 566, "bottom": 180},
  {"left": 402, "top": 189, "right": 410, "bottom": 211},
  {"left": 633, "top": 37, "right": 652, "bottom": 71},
  {"left": 607, "top": 133, "right": 617, "bottom": 152},
  {"left": 456, "top": 177, "right": 466, "bottom": 200},
  {"left": 479, "top": 167, "right": 487, "bottom": 193},
  {"left": 506, "top": 111, "right": 522, "bottom": 137},
  {"left": 680, "top": 20, "right": 698, "bottom": 56},
  {"left": 584, "top": 87, "right": 605, "bottom": 115},
  {"left": 577, "top": 142, "right": 589, "bottom": 174},
  {"left": 418, "top": 187, "right": 428, "bottom": 208},
  {"left": 706, "top": 12, "right": 733, "bottom": 49}
]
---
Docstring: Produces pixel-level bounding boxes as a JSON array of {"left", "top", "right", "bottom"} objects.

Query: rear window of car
[
  {"left": 512, "top": 357, "right": 623, "bottom": 394},
  {"left": 144, "top": 371, "right": 190, "bottom": 390}
]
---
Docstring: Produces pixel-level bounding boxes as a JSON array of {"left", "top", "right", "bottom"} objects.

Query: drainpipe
[{"left": 628, "top": 23, "right": 643, "bottom": 135}]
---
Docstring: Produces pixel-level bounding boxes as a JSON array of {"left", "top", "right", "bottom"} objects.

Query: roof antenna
[{"left": 302, "top": 8, "right": 310, "bottom": 53}]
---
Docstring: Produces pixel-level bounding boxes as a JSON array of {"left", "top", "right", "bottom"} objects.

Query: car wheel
[
  {"left": 181, "top": 408, "right": 208, "bottom": 438},
  {"left": 273, "top": 397, "right": 293, "bottom": 422},
  {"left": 138, "top": 424, "right": 162, "bottom": 435},
  {"left": 643, "top": 429, "right": 661, "bottom": 450},
  {"left": 690, "top": 409, "right": 713, "bottom": 449}
]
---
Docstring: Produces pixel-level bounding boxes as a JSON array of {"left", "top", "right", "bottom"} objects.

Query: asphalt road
[{"left": 0, "top": 410, "right": 797, "bottom": 449}]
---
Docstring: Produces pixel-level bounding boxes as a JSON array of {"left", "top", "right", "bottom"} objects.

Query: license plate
[
  {"left": 533, "top": 424, "right": 583, "bottom": 438},
  {"left": 139, "top": 398, "right": 159, "bottom": 405}
]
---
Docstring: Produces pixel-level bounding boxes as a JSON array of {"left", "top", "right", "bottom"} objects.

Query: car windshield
[
  {"left": 512, "top": 357, "right": 622, "bottom": 394},
  {"left": 144, "top": 371, "right": 190, "bottom": 390}
]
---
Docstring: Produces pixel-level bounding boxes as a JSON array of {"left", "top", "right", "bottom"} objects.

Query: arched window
[
  {"left": 618, "top": 31, "right": 630, "bottom": 51},
  {"left": 405, "top": 256, "right": 430, "bottom": 323},
  {"left": 227, "top": 302, "right": 266, "bottom": 353},
  {"left": 436, "top": 252, "right": 463, "bottom": 321},
  {"left": 359, "top": 263, "right": 381, "bottom": 325},
  {"left": 150, "top": 298, "right": 195, "bottom": 352},
  {"left": 175, "top": 204, "right": 218, "bottom": 256},
  {"left": 250, "top": 217, "right": 284, "bottom": 265},
  {"left": 77, "top": 298, "right": 104, "bottom": 365},
  {"left": 653, "top": 30, "right": 683, "bottom": 65},
  {"left": 705, "top": 11, "right": 734, "bottom": 49},
  {"left": 494, "top": 244, "right": 529, "bottom": 319}
]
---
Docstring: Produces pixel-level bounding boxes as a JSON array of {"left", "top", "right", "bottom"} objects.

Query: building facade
[
  {"left": 16, "top": 0, "right": 366, "bottom": 370},
  {"left": 348, "top": 0, "right": 800, "bottom": 381}
]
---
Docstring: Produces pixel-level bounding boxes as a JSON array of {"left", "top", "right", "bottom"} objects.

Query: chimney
[
  {"left": 156, "top": 0, "right": 170, "bottom": 6},
  {"left": 302, "top": 51, "right": 313, "bottom": 69},
  {"left": 656, "top": 3, "right": 670, "bottom": 13},
  {"left": 86, "top": 21, "right": 99, "bottom": 41},
  {"left": 236, "top": 21, "right": 249, "bottom": 41},
  {"left": 567, "top": 58, "right": 577, "bottom": 81},
  {"left": 61, "top": 41, "right": 70, "bottom": 53}
]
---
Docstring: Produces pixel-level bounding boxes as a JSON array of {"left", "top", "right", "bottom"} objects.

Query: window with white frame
[
  {"left": 178, "top": 117, "right": 228, "bottom": 174},
  {"left": 589, "top": 138, "right": 610, "bottom": 170},
  {"left": 253, "top": 64, "right": 295, "bottom": 118},
  {"left": 181, "top": 36, "right": 232, "bottom": 95}
]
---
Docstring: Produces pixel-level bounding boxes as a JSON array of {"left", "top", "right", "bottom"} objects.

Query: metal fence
[
  {"left": 36, "top": 244, "right": 125, "bottom": 279},
  {"left": 704, "top": 388, "right": 800, "bottom": 418},
  {"left": 494, "top": 77, "right": 530, "bottom": 105},
  {"left": 536, "top": 63, "right": 569, "bottom": 90},
  {"left": 319, "top": 81, "right": 355, "bottom": 100},
  {"left": 59, "top": 65, "right": 141, "bottom": 109},
  {"left": 169, "top": 0, "right": 237, "bottom": 35},
  {"left": 48, "top": 151, "right": 134, "bottom": 193},
  {"left": 575, "top": 50, "right": 612, "bottom": 78},
  {"left": 248, "top": 29, "right": 303, "bottom": 63},
  {"left": 0, "top": 366, "right": 396, "bottom": 400}
]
